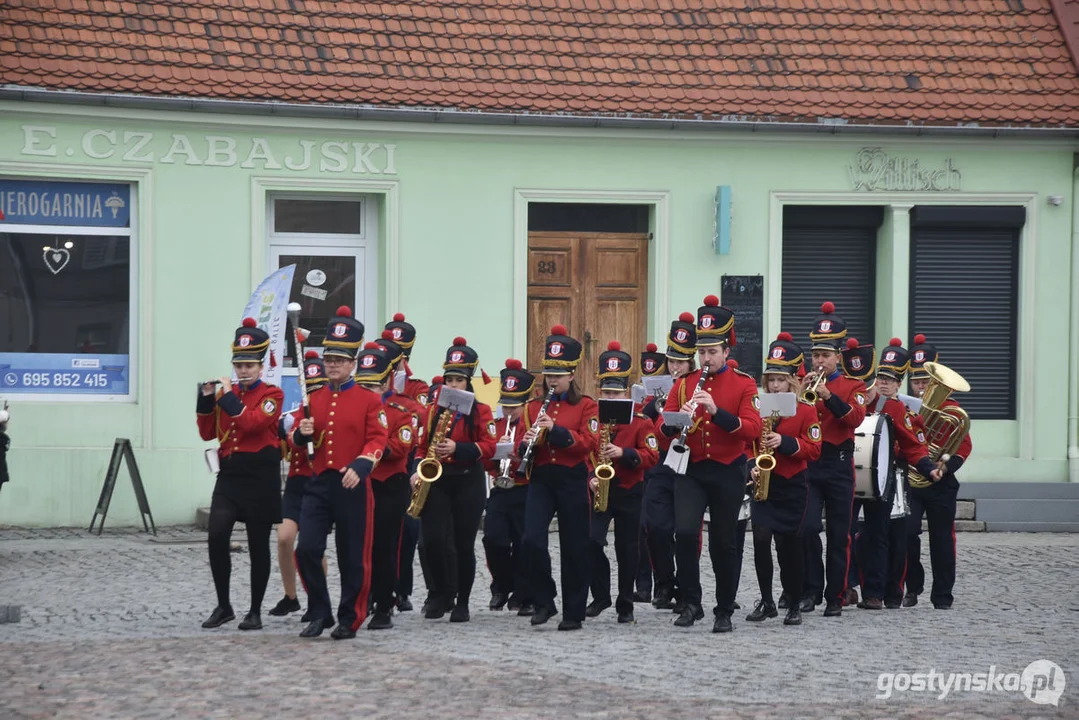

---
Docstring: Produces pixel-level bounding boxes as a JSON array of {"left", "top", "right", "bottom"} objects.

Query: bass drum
[{"left": 853, "top": 414, "right": 895, "bottom": 501}]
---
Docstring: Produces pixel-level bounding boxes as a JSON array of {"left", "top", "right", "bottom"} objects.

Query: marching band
[{"left": 196, "top": 299, "right": 973, "bottom": 636}]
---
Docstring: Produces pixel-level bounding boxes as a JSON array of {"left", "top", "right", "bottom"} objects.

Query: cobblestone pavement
[{"left": 1, "top": 525, "right": 1076, "bottom": 718}]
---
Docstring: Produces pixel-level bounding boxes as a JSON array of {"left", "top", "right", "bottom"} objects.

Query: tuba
[
  {"left": 752, "top": 411, "right": 780, "bottom": 502},
  {"left": 592, "top": 421, "right": 615, "bottom": 513},
  {"left": 407, "top": 410, "right": 454, "bottom": 518},
  {"left": 907, "top": 362, "right": 971, "bottom": 489}
]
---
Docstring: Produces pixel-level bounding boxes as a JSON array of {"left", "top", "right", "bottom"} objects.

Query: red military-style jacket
[
  {"left": 940, "top": 397, "right": 974, "bottom": 462},
  {"left": 752, "top": 400, "right": 822, "bottom": 479},
  {"left": 197, "top": 380, "right": 283, "bottom": 458},
  {"left": 484, "top": 413, "right": 532, "bottom": 485},
  {"left": 876, "top": 397, "right": 933, "bottom": 471},
  {"left": 415, "top": 392, "right": 498, "bottom": 469},
  {"left": 402, "top": 378, "right": 431, "bottom": 406},
  {"left": 815, "top": 371, "right": 868, "bottom": 446},
  {"left": 289, "top": 379, "right": 388, "bottom": 476},
  {"left": 659, "top": 363, "right": 762, "bottom": 465},
  {"left": 591, "top": 413, "right": 660, "bottom": 489},
  {"left": 639, "top": 396, "right": 673, "bottom": 452},
  {"left": 372, "top": 391, "right": 423, "bottom": 481},
  {"left": 518, "top": 392, "right": 600, "bottom": 470}
]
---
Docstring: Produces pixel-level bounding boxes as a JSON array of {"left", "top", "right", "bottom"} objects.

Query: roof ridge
[{"left": 1049, "top": 0, "right": 1079, "bottom": 73}]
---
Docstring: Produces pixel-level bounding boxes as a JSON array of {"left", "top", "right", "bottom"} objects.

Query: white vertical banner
[{"left": 242, "top": 264, "right": 295, "bottom": 388}]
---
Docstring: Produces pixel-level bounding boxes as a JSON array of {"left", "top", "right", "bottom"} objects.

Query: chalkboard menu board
[{"left": 721, "top": 275, "right": 764, "bottom": 383}]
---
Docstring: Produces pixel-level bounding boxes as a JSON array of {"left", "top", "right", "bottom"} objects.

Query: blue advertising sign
[
  {"left": 0, "top": 180, "right": 130, "bottom": 228},
  {"left": 0, "top": 353, "right": 130, "bottom": 395}
]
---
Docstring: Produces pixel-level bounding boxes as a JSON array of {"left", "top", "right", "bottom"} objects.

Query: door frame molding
[{"left": 512, "top": 188, "right": 670, "bottom": 361}]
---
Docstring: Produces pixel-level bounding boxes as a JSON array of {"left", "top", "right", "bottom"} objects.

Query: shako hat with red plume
[
  {"left": 763, "top": 331, "right": 805, "bottom": 376},
  {"left": 666, "top": 312, "right": 697, "bottom": 360},
  {"left": 878, "top": 338, "right": 911, "bottom": 381},
  {"left": 841, "top": 337, "right": 876, "bottom": 383},
  {"left": 597, "top": 340, "right": 633, "bottom": 390},
  {"left": 499, "top": 358, "right": 536, "bottom": 407},
  {"left": 908, "top": 334, "right": 939, "bottom": 379},
  {"left": 543, "top": 324, "right": 582, "bottom": 375},
  {"left": 323, "top": 306, "right": 365, "bottom": 359},
  {"left": 302, "top": 349, "right": 328, "bottom": 389},
  {"left": 696, "top": 295, "right": 736, "bottom": 347},
  {"left": 442, "top": 336, "right": 479, "bottom": 378},
  {"left": 809, "top": 301, "right": 848, "bottom": 351},
  {"left": 383, "top": 312, "right": 416, "bottom": 355},
  {"left": 375, "top": 329, "right": 406, "bottom": 370},
  {"left": 355, "top": 342, "right": 394, "bottom": 383},
  {"left": 640, "top": 342, "right": 667, "bottom": 377},
  {"left": 232, "top": 317, "right": 270, "bottom": 363}
]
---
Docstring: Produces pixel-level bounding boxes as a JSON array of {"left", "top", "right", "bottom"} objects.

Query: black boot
[
  {"left": 516, "top": 603, "right": 535, "bottom": 617},
  {"left": 745, "top": 598, "right": 778, "bottom": 622},
  {"left": 397, "top": 596, "right": 413, "bottom": 612},
  {"left": 489, "top": 592, "right": 509, "bottom": 611},
  {"left": 585, "top": 599, "right": 611, "bottom": 618},
  {"left": 712, "top": 611, "right": 733, "bottom": 633},
  {"left": 268, "top": 596, "right": 301, "bottom": 617},
  {"left": 530, "top": 605, "right": 558, "bottom": 626},
  {"left": 557, "top": 619, "right": 582, "bottom": 631},
  {"left": 450, "top": 604, "right": 470, "bottom": 623},
  {"left": 784, "top": 607, "right": 802, "bottom": 626},
  {"left": 799, "top": 595, "right": 815, "bottom": 612},
  {"left": 424, "top": 596, "right": 450, "bottom": 620},
  {"left": 902, "top": 593, "right": 918, "bottom": 608},
  {"left": 823, "top": 600, "right": 843, "bottom": 617},
  {"left": 367, "top": 611, "right": 393, "bottom": 630},
  {"left": 673, "top": 604, "right": 704, "bottom": 627},
  {"left": 201, "top": 606, "right": 235, "bottom": 629},
  {"left": 652, "top": 588, "right": 677, "bottom": 610}
]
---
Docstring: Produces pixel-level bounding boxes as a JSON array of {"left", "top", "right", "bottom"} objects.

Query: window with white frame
[{"left": 0, "top": 179, "right": 136, "bottom": 401}]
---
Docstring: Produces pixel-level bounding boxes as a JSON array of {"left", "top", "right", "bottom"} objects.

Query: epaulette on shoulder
[
  {"left": 386, "top": 400, "right": 409, "bottom": 414},
  {"left": 635, "top": 412, "right": 650, "bottom": 421},
  {"left": 733, "top": 367, "right": 755, "bottom": 380}
]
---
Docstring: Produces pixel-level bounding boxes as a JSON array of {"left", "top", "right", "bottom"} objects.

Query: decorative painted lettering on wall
[
  {"left": 20, "top": 125, "right": 398, "bottom": 175},
  {"left": 849, "top": 148, "right": 961, "bottom": 192}
]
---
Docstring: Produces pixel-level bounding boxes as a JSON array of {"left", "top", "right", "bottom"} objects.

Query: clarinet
[
  {"left": 664, "top": 365, "right": 711, "bottom": 474},
  {"left": 517, "top": 386, "right": 556, "bottom": 478},
  {"left": 673, "top": 365, "right": 711, "bottom": 447}
]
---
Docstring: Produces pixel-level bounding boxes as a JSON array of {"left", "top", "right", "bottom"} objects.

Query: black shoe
[
  {"left": 268, "top": 596, "right": 301, "bottom": 617},
  {"left": 884, "top": 598, "right": 902, "bottom": 609},
  {"left": 507, "top": 596, "right": 522, "bottom": 612},
  {"left": 517, "top": 603, "right": 535, "bottom": 617},
  {"left": 745, "top": 598, "right": 778, "bottom": 622},
  {"left": 933, "top": 602, "right": 952, "bottom": 610},
  {"left": 857, "top": 598, "right": 883, "bottom": 610},
  {"left": 783, "top": 608, "right": 802, "bottom": 626},
  {"left": 489, "top": 592, "right": 509, "bottom": 611},
  {"left": 777, "top": 593, "right": 790, "bottom": 610},
  {"left": 633, "top": 590, "right": 652, "bottom": 603},
  {"left": 617, "top": 610, "right": 635, "bottom": 624},
  {"left": 530, "top": 605, "right": 558, "bottom": 626},
  {"left": 450, "top": 604, "right": 470, "bottom": 623},
  {"left": 397, "top": 596, "right": 413, "bottom": 612},
  {"left": 238, "top": 612, "right": 262, "bottom": 630},
  {"left": 585, "top": 599, "right": 611, "bottom": 618},
  {"left": 673, "top": 604, "right": 704, "bottom": 627},
  {"left": 712, "top": 612, "right": 733, "bottom": 633},
  {"left": 367, "top": 612, "right": 393, "bottom": 630},
  {"left": 823, "top": 601, "right": 843, "bottom": 617},
  {"left": 799, "top": 596, "right": 815, "bottom": 613},
  {"left": 299, "top": 617, "right": 334, "bottom": 638},
  {"left": 557, "top": 619, "right": 582, "bottom": 631},
  {"left": 652, "top": 589, "right": 676, "bottom": 610},
  {"left": 301, "top": 608, "right": 315, "bottom": 623},
  {"left": 330, "top": 624, "right": 356, "bottom": 640},
  {"left": 201, "top": 606, "right": 235, "bottom": 629},
  {"left": 902, "top": 593, "right": 919, "bottom": 608},
  {"left": 424, "top": 597, "right": 450, "bottom": 620}
]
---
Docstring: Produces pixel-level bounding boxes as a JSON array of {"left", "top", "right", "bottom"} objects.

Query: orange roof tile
[{"left": 1, "top": 0, "right": 1078, "bottom": 127}]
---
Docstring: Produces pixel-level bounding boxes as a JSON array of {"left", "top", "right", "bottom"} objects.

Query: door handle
[{"left": 583, "top": 330, "right": 593, "bottom": 358}]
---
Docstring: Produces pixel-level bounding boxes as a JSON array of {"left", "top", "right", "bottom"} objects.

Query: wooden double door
[{"left": 527, "top": 232, "right": 649, "bottom": 398}]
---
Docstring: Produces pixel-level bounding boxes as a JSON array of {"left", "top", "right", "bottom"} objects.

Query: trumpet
[
  {"left": 801, "top": 366, "right": 826, "bottom": 404},
  {"left": 493, "top": 425, "right": 517, "bottom": 490},
  {"left": 517, "top": 386, "right": 555, "bottom": 479},
  {"left": 592, "top": 421, "right": 615, "bottom": 513}
]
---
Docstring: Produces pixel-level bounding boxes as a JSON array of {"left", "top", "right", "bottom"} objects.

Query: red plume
[
  {"left": 846, "top": 338, "right": 859, "bottom": 350},
  {"left": 777, "top": 331, "right": 793, "bottom": 342},
  {"left": 242, "top": 317, "right": 257, "bottom": 328},
  {"left": 364, "top": 342, "right": 379, "bottom": 350},
  {"left": 393, "top": 312, "right": 405, "bottom": 322},
  {"left": 506, "top": 358, "right": 523, "bottom": 370},
  {"left": 645, "top": 343, "right": 658, "bottom": 353},
  {"left": 481, "top": 368, "right": 492, "bottom": 385},
  {"left": 678, "top": 312, "right": 694, "bottom": 323},
  {"left": 551, "top": 324, "right": 567, "bottom": 335},
  {"left": 607, "top": 340, "right": 621, "bottom": 351},
  {"left": 728, "top": 329, "right": 737, "bottom": 346},
  {"left": 381, "top": 329, "right": 394, "bottom": 340},
  {"left": 913, "top": 334, "right": 927, "bottom": 345},
  {"left": 335, "top": 305, "right": 352, "bottom": 318},
  {"left": 821, "top": 301, "right": 835, "bottom": 314},
  {"left": 703, "top": 294, "right": 719, "bottom": 307},
  {"left": 453, "top": 336, "right": 467, "bottom": 346},
  {"left": 432, "top": 375, "right": 443, "bottom": 385},
  {"left": 269, "top": 351, "right": 276, "bottom": 368},
  {"left": 889, "top": 337, "right": 902, "bottom": 347},
  {"left": 304, "top": 350, "right": 319, "bottom": 360}
]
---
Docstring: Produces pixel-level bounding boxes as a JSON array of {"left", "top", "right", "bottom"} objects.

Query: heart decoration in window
[{"left": 43, "top": 247, "right": 70, "bottom": 275}]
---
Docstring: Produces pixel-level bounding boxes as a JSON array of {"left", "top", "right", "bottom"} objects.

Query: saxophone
[
  {"left": 407, "top": 409, "right": 454, "bottom": 518},
  {"left": 753, "top": 411, "right": 780, "bottom": 502},
  {"left": 592, "top": 421, "right": 615, "bottom": 513}
]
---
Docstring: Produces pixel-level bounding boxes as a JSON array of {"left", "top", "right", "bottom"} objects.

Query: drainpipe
[{"left": 1070, "top": 165, "right": 1079, "bottom": 484}]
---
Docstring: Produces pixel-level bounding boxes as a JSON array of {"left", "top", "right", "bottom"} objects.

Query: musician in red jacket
[
  {"left": 746, "top": 332, "right": 822, "bottom": 627},
  {"left": 482, "top": 358, "right": 536, "bottom": 614},
  {"left": 839, "top": 338, "right": 877, "bottom": 607},
  {"left": 269, "top": 350, "right": 327, "bottom": 620},
  {"left": 292, "top": 306, "right": 389, "bottom": 639},
  {"left": 384, "top": 312, "right": 430, "bottom": 405},
  {"left": 519, "top": 325, "right": 600, "bottom": 631},
  {"left": 800, "top": 302, "right": 868, "bottom": 617},
  {"left": 858, "top": 339, "right": 941, "bottom": 610},
  {"left": 660, "top": 296, "right": 761, "bottom": 633},
  {"left": 586, "top": 342, "right": 660, "bottom": 624},
  {"left": 360, "top": 337, "right": 421, "bottom": 630},
  {"left": 634, "top": 341, "right": 669, "bottom": 603},
  {"left": 196, "top": 318, "right": 284, "bottom": 631},
  {"left": 411, "top": 337, "right": 498, "bottom": 623},
  {"left": 904, "top": 334, "right": 972, "bottom": 609}
]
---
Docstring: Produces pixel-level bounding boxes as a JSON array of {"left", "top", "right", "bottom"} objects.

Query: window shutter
[{"left": 909, "top": 224, "right": 1020, "bottom": 420}]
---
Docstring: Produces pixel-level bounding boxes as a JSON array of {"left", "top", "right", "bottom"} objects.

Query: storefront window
[{"left": 0, "top": 180, "right": 134, "bottom": 399}]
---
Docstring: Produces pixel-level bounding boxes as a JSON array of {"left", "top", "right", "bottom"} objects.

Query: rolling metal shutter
[
  {"left": 781, "top": 206, "right": 882, "bottom": 361},
  {"left": 909, "top": 206, "right": 1023, "bottom": 420}
]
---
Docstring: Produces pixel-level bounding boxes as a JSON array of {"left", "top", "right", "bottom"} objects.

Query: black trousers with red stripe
[
  {"left": 905, "top": 474, "right": 959, "bottom": 606},
  {"left": 803, "top": 442, "right": 855, "bottom": 605},
  {"left": 370, "top": 473, "right": 411, "bottom": 614},
  {"left": 296, "top": 470, "right": 374, "bottom": 631}
]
